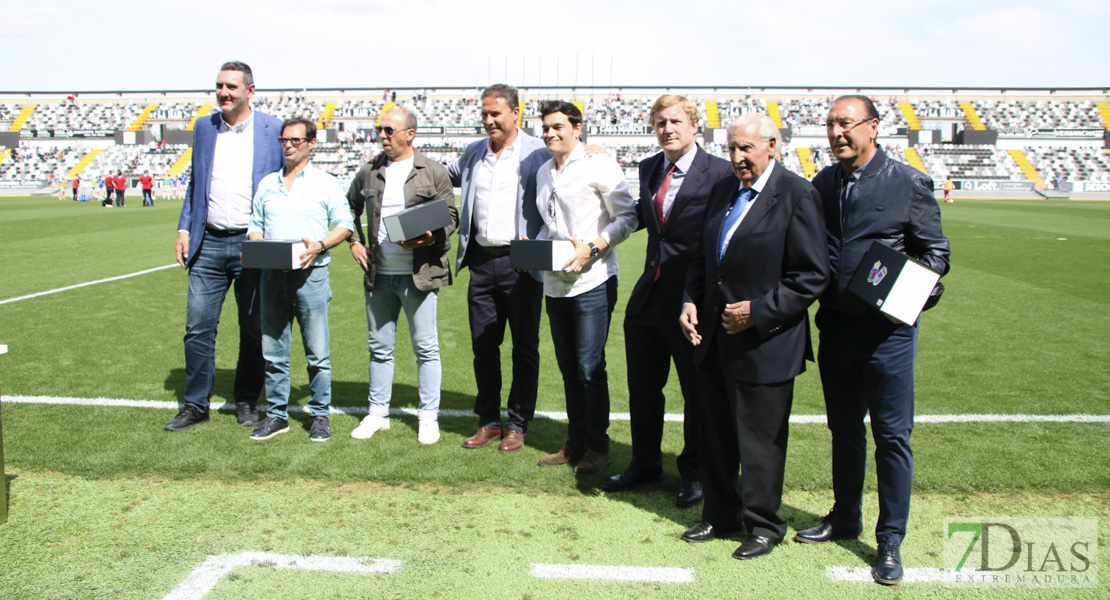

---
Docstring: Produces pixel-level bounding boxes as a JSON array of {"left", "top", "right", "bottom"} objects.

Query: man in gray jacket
[{"left": 346, "top": 106, "right": 459, "bottom": 445}]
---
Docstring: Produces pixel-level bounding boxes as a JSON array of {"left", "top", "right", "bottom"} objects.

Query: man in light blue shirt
[{"left": 246, "top": 117, "right": 354, "bottom": 442}]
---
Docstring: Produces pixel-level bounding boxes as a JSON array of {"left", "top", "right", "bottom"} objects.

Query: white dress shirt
[
  {"left": 472, "top": 135, "right": 522, "bottom": 247},
  {"left": 536, "top": 143, "right": 637, "bottom": 298},
  {"left": 720, "top": 159, "right": 777, "bottom": 248},
  {"left": 206, "top": 110, "right": 255, "bottom": 230}
]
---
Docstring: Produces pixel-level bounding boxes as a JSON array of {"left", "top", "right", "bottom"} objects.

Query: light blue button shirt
[{"left": 248, "top": 164, "right": 354, "bottom": 267}]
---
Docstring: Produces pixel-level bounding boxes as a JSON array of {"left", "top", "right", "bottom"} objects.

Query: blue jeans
[
  {"left": 545, "top": 276, "right": 618, "bottom": 454},
  {"left": 365, "top": 274, "right": 441, "bottom": 412},
  {"left": 183, "top": 232, "right": 263, "bottom": 410},
  {"left": 260, "top": 266, "right": 333, "bottom": 420}
]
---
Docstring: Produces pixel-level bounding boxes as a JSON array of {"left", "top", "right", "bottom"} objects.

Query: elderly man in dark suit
[
  {"left": 167, "top": 60, "right": 284, "bottom": 432},
  {"left": 678, "top": 114, "right": 829, "bottom": 560},
  {"left": 602, "top": 95, "right": 732, "bottom": 507}
]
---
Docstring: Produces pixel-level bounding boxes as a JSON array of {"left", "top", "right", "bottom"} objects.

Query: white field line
[
  {"left": 5, "top": 395, "right": 1110, "bottom": 424},
  {"left": 826, "top": 566, "right": 967, "bottom": 583},
  {"left": 531, "top": 563, "right": 695, "bottom": 583},
  {"left": 0, "top": 264, "right": 178, "bottom": 305},
  {"left": 162, "top": 552, "right": 401, "bottom": 600}
]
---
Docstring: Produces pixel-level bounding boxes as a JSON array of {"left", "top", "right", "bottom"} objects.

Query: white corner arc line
[
  {"left": 826, "top": 566, "right": 964, "bottom": 583},
  {"left": 531, "top": 563, "right": 694, "bottom": 583},
  {"left": 162, "top": 552, "right": 401, "bottom": 600},
  {"left": 0, "top": 264, "right": 178, "bottom": 305},
  {"left": 5, "top": 396, "right": 1110, "bottom": 424}
]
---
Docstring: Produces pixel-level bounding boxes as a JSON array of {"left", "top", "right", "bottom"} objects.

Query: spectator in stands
[
  {"left": 345, "top": 107, "right": 458, "bottom": 445},
  {"left": 447, "top": 84, "right": 550, "bottom": 454},
  {"left": 113, "top": 170, "right": 126, "bottom": 207},
  {"left": 534, "top": 101, "right": 636, "bottom": 477},
  {"left": 166, "top": 60, "right": 284, "bottom": 432},
  {"left": 795, "top": 95, "right": 950, "bottom": 585},
  {"left": 246, "top": 117, "right": 353, "bottom": 442},
  {"left": 140, "top": 170, "right": 154, "bottom": 206},
  {"left": 602, "top": 95, "right": 732, "bottom": 508}
]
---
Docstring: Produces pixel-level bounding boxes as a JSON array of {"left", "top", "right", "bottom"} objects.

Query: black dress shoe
[
  {"left": 732, "top": 535, "right": 779, "bottom": 560},
  {"left": 600, "top": 469, "right": 662, "bottom": 492},
  {"left": 681, "top": 521, "right": 724, "bottom": 543},
  {"left": 872, "top": 543, "right": 903, "bottom": 585},
  {"left": 793, "top": 518, "right": 863, "bottom": 543},
  {"left": 674, "top": 480, "right": 703, "bottom": 508}
]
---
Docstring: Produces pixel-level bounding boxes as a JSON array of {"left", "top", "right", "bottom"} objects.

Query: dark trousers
[
  {"left": 466, "top": 249, "right": 542, "bottom": 432},
  {"left": 142, "top": 189, "right": 154, "bottom": 206},
  {"left": 816, "top": 309, "right": 917, "bottom": 547},
  {"left": 115, "top": 189, "right": 125, "bottom": 206},
  {"left": 546, "top": 276, "right": 617, "bottom": 454},
  {"left": 623, "top": 290, "right": 699, "bottom": 481},
  {"left": 698, "top": 334, "right": 793, "bottom": 540}
]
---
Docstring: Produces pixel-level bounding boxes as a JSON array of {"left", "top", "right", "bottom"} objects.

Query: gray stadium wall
[
  {"left": 956, "top": 129, "right": 998, "bottom": 145},
  {"left": 0, "top": 132, "right": 19, "bottom": 149},
  {"left": 164, "top": 130, "right": 194, "bottom": 146},
  {"left": 909, "top": 129, "right": 941, "bottom": 146}
]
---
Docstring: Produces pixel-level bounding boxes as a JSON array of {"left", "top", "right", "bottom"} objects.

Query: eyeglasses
[
  {"left": 375, "top": 126, "right": 412, "bottom": 136},
  {"left": 278, "top": 137, "right": 311, "bottom": 146},
  {"left": 825, "top": 118, "right": 873, "bottom": 132}
]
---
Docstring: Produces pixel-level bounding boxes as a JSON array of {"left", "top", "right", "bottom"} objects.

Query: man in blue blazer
[
  {"left": 603, "top": 95, "right": 732, "bottom": 508},
  {"left": 166, "top": 61, "right": 284, "bottom": 432},
  {"left": 447, "top": 84, "right": 550, "bottom": 453},
  {"left": 679, "top": 114, "right": 829, "bottom": 560}
]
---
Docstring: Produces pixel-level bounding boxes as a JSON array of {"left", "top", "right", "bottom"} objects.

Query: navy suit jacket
[
  {"left": 176, "top": 110, "right": 284, "bottom": 268},
  {"left": 626, "top": 146, "right": 732, "bottom": 319},
  {"left": 684, "top": 163, "right": 830, "bottom": 384},
  {"left": 447, "top": 130, "right": 550, "bottom": 281}
]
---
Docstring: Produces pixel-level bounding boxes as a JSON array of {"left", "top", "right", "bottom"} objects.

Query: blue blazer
[
  {"left": 176, "top": 110, "right": 284, "bottom": 268},
  {"left": 447, "top": 130, "right": 551, "bottom": 280}
]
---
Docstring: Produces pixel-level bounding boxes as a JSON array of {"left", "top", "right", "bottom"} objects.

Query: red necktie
[
  {"left": 653, "top": 163, "right": 676, "bottom": 282},
  {"left": 655, "top": 162, "right": 676, "bottom": 227}
]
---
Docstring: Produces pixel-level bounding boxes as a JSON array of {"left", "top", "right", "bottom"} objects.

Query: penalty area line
[
  {"left": 5, "top": 396, "right": 1110, "bottom": 424},
  {"left": 0, "top": 264, "right": 178, "bottom": 305},
  {"left": 531, "top": 563, "right": 695, "bottom": 583}
]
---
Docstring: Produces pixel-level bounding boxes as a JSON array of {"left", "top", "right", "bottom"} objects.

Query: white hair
[{"left": 728, "top": 114, "right": 782, "bottom": 149}]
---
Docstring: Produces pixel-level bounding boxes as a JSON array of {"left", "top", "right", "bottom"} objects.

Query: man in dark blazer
[
  {"left": 447, "top": 84, "right": 550, "bottom": 453},
  {"left": 603, "top": 95, "right": 732, "bottom": 507},
  {"left": 678, "top": 114, "right": 829, "bottom": 560},
  {"left": 166, "top": 60, "right": 284, "bottom": 432}
]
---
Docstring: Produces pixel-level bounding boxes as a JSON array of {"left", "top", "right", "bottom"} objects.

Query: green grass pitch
[{"left": 0, "top": 194, "right": 1107, "bottom": 599}]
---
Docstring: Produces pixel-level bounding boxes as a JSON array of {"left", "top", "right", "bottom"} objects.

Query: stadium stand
[{"left": 2, "top": 90, "right": 1109, "bottom": 195}]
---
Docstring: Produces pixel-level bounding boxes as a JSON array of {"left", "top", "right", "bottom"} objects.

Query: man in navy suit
[
  {"left": 602, "top": 95, "right": 732, "bottom": 507},
  {"left": 678, "top": 114, "right": 829, "bottom": 560},
  {"left": 166, "top": 61, "right": 284, "bottom": 432},
  {"left": 447, "top": 84, "right": 550, "bottom": 453}
]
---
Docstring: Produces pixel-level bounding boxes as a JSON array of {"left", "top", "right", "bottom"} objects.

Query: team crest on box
[{"left": 868, "top": 260, "right": 887, "bottom": 286}]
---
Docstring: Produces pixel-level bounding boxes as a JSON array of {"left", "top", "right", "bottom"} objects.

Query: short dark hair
[
  {"left": 219, "top": 61, "right": 254, "bottom": 88},
  {"left": 833, "top": 94, "right": 880, "bottom": 121},
  {"left": 482, "top": 84, "right": 519, "bottom": 109},
  {"left": 539, "top": 100, "right": 582, "bottom": 127},
  {"left": 282, "top": 117, "right": 316, "bottom": 140}
]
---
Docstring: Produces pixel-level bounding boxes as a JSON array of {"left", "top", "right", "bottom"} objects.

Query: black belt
[
  {"left": 205, "top": 226, "right": 247, "bottom": 237},
  {"left": 475, "top": 243, "right": 511, "bottom": 257}
]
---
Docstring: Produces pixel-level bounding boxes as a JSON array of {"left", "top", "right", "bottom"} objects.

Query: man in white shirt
[
  {"left": 533, "top": 101, "right": 637, "bottom": 477},
  {"left": 345, "top": 107, "right": 458, "bottom": 445},
  {"left": 448, "top": 84, "right": 550, "bottom": 454},
  {"left": 245, "top": 117, "right": 353, "bottom": 442},
  {"left": 167, "top": 61, "right": 284, "bottom": 432}
]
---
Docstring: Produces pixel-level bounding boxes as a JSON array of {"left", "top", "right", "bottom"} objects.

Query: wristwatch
[
  {"left": 587, "top": 242, "right": 600, "bottom": 257},
  {"left": 317, "top": 240, "right": 327, "bottom": 253}
]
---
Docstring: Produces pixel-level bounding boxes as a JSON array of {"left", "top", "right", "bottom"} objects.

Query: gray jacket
[{"left": 347, "top": 150, "right": 459, "bottom": 292}]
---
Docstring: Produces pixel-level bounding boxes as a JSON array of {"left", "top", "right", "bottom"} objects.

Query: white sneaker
[
  {"left": 418, "top": 410, "right": 440, "bottom": 445},
  {"left": 351, "top": 410, "right": 390, "bottom": 440}
]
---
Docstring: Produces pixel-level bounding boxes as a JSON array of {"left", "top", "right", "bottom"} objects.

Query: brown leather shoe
[
  {"left": 573, "top": 449, "right": 611, "bottom": 476},
  {"left": 538, "top": 442, "right": 583, "bottom": 466},
  {"left": 498, "top": 429, "right": 525, "bottom": 453},
  {"left": 462, "top": 426, "right": 502, "bottom": 449}
]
